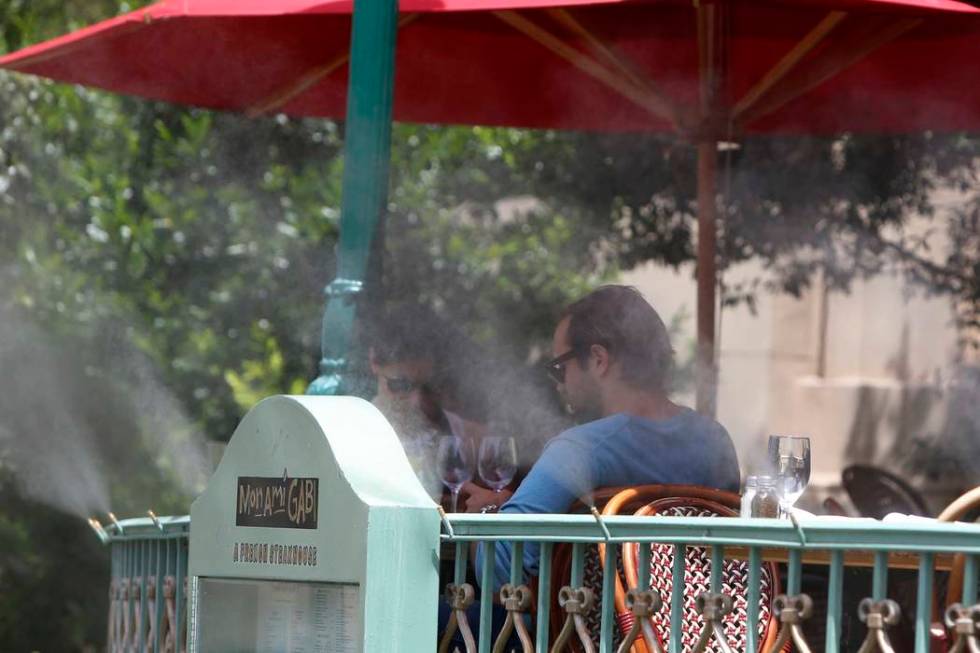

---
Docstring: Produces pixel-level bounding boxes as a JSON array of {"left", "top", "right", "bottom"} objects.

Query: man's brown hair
[{"left": 561, "top": 285, "right": 674, "bottom": 390}]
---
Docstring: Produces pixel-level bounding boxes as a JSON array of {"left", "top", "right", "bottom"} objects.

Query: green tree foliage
[
  {"left": 474, "top": 128, "right": 980, "bottom": 332},
  {"left": 385, "top": 125, "right": 611, "bottom": 347}
]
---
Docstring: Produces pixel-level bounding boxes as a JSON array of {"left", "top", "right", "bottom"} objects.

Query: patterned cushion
[
  {"left": 551, "top": 490, "right": 776, "bottom": 652},
  {"left": 581, "top": 544, "right": 624, "bottom": 651},
  {"left": 645, "top": 503, "right": 775, "bottom": 652}
]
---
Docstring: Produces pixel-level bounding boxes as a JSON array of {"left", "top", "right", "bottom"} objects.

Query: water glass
[
  {"left": 478, "top": 436, "right": 517, "bottom": 493},
  {"left": 767, "top": 435, "right": 811, "bottom": 515}
]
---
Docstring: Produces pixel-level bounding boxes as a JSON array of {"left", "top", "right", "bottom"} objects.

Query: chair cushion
[{"left": 644, "top": 499, "right": 776, "bottom": 652}]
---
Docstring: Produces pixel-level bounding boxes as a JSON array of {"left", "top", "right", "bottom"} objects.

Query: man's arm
[{"left": 472, "top": 437, "right": 594, "bottom": 592}]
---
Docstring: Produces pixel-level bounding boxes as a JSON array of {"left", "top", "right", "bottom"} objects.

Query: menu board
[
  {"left": 256, "top": 582, "right": 357, "bottom": 652},
  {"left": 195, "top": 578, "right": 358, "bottom": 652}
]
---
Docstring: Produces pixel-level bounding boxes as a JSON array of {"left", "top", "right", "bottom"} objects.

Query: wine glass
[
  {"left": 478, "top": 436, "right": 518, "bottom": 493},
  {"left": 767, "top": 435, "right": 811, "bottom": 515},
  {"left": 436, "top": 436, "right": 472, "bottom": 512}
]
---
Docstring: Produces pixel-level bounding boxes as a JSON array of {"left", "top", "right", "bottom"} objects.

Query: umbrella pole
[
  {"left": 308, "top": 0, "right": 399, "bottom": 396},
  {"left": 694, "top": 0, "right": 727, "bottom": 417},
  {"left": 696, "top": 140, "right": 718, "bottom": 417}
]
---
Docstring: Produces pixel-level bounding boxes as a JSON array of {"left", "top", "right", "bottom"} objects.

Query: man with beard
[
  {"left": 463, "top": 285, "right": 739, "bottom": 590},
  {"left": 369, "top": 304, "right": 490, "bottom": 501}
]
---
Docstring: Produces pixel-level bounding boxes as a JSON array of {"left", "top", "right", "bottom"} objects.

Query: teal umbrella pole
[{"left": 308, "top": 0, "right": 399, "bottom": 396}]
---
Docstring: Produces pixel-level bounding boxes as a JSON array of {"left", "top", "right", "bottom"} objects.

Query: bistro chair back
[
  {"left": 548, "top": 485, "right": 779, "bottom": 652},
  {"left": 547, "top": 487, "right": 630, "bottom": 651},
  {"left": 842, "top": 464, "right": 931, "bottom": 519},
  {"left": 616, "top": 495, "right": 781, "bottom": 653}
]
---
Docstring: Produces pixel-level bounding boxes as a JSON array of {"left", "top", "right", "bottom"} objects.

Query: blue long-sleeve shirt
[{"left": 475, "top": 409, "right": 740, "bottom": 591}]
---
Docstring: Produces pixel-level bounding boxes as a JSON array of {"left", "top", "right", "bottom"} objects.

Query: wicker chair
[
  {"left": 547, "top": 485, "right": 780, "bottom": 652},
  {"left": 938, "top": 486, "right": 980, "bottom": 606},
  {"left": 546, "top": 486, "right": 631, "bottom": 651},
  {"left": 628, "top": 497, "right": 781, "bottom": 652},
  {"left": 931, "top": 486, "right": 980, "bottom": 648}
]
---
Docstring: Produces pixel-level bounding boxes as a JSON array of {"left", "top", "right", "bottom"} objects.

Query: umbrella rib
[
  {"left": 245, "top": 12, "right": 419, "bottom": 118},
  {"left": 732, "top": 10, "right": 847, "bottom": 120},
  {"left": 736, "top": 16, "right": 922, "bottom": 128},
  {"left": 493, "top": 10, "right": 679, "bottom": 128},
  {"left": 544, "top": 8, "right": 683, "bottom": 128},
  {"left": 244, "top": 53, "right": 350, "bottom": 117}
]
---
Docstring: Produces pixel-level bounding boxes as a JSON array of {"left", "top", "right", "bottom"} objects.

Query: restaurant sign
[{"left": 236, "top": 470, "right": 318, "bottom": 529}]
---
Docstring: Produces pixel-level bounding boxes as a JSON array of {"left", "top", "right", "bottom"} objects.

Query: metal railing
[
  {"left": 439, "top": 512, "right": 980, "bottom": 653},
  {"left": 88, "top": 509, "right": 980, "bottom": 652},
  {"left": 92, "top": 514, "right": 190, "bottom": 653}
]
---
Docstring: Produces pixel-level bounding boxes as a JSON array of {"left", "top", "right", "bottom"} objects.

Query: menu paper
[{"left": 255, "top": 581, "right": 358, "bottom": 653}]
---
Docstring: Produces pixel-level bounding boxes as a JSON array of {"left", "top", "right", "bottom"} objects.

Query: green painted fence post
[{"left": 308, "top": 0, "right": 398, "bottom": 396}]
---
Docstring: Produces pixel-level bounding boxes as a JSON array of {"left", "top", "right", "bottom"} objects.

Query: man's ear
[
  {"left": 590, "top": 344, "right": 611, "bottom": 378},
  {"left": 368, "top": 347, "right": 379, "bottom": 375}
]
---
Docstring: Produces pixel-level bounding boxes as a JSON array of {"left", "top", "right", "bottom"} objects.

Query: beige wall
[{"left": 621, "top": 203, "right": 966, "bottom": 512}]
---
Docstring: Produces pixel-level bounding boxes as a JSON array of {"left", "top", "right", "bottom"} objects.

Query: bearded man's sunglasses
[{"left": 545, "top": 349, "right": 580, "bottom": 384}]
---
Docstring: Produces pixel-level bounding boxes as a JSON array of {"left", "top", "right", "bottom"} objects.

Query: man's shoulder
[
  {"left": 624, "top": 408, "right": 733, "bottom": 453},
  {"left": 532, "top": 415, "right": 631, "bottom": 475},
  {"left": 551, "top": 414, "right": 632, "bottom": 447}
]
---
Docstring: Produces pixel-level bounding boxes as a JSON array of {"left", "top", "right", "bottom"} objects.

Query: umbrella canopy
[
  {"left": 3, "top": 0, "right": 980, "bottom": 134},
  {"left": 4, "top": 0, "right": 980, "bottom": 412}
]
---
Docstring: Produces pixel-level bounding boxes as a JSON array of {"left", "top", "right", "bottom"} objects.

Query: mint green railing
[
  {"left": 94, "top": 515, "right": 190, "bottom": 653},
  {"left": 92, "top": 510, "right": 980, "bottom": 652},
  {"left": 439, "top": 513, "right": 980, "bottom": 653}
]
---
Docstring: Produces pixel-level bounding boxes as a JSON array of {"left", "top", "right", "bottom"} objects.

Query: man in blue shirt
[
  {"left": 440, "top": 285, "right": 739, "bottom": 648},
  {"left": 464, "top": 285, "right": 739, "bottom": 589}
]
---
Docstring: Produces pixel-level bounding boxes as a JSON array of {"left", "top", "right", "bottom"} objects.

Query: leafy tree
[
  {"left": 384, "top": 125, "right": 613, "bottom": 348},
  {"left": 473, "top": 128, "right": 980, "bottom": 333}
]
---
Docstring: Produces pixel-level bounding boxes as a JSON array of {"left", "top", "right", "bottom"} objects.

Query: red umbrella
[
  {"left": 4, "top": 0, "right": 979, "bottom": 133},
  {"left": 4, "top": 0, "right": 980, "bottom": 411}
]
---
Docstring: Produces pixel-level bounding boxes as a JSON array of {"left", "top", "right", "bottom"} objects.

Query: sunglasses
[
  {"left": 383, "top": 375, "right": 435, "bottom": 395},
  {"left": 545, "top": 349, "right": 580, "bottom": 384}
]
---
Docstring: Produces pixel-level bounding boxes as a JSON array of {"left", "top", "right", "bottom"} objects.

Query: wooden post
[
  {"left": 694, "top": 0, "right": 727, "bottom": 416},
  {"left": 696, "top": 141, "right": 718, "bottom": 416}
]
